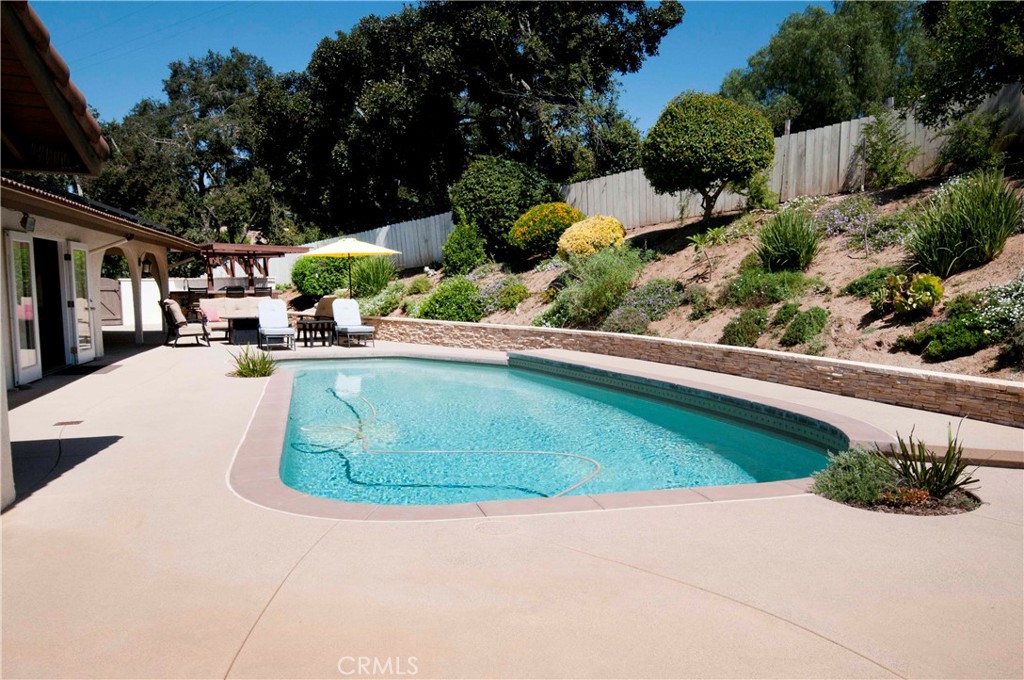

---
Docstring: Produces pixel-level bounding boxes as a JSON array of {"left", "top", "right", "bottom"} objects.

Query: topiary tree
[
  {"left": 641, "top": 92, "right": 774, "bottom": 220},
  {"left": 448, "top": 156, "right": 560, "bottom": 258}
]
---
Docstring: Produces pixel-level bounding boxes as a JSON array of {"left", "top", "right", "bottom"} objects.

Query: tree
[
  {"left": 641, "top": 92, "right": 774, "bottom": 220},
  {"left": 82, "top": 49, "right": 313, "bottom": 249},
  {"left": 911, "top": 1, "right": 1024, "bottom": 127},
  {"left": 720, "top": 2, "right": 926, "bottom": 134},
  {"left": 249, "top": 1, "right": 683, "bottom": 232}
]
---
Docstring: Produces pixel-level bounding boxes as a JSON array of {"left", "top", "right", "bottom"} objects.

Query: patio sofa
[{"left": 197, "top": 296, "right": 263, "bottom": 340}]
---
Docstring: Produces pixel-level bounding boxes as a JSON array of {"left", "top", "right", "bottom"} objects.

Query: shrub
[
  {"left": 401, "top": 297, "right": 424, "bottom": 318},
  {"left": 720, "top": 307, "right": 769, "bottom": 346},
  {"left": 441, "top": 220, "right": 487, "bottom": 276},
  {"left": 231, "top": 344, "right": 276, "bottom": 378},
  {"left": 876, "top": 425, "right": 978, "bottom": 499},
  {"left": 936, "top": 109, "right": 1008, "bottom": 173},
  {"left": 449, "top": 156, "right": 559, "bottom": 257},
  {"left": 600, "top": 307, "right": 651, "bottom": 335},
  {"left": 618, "top": 279, "right": 685, "bottom": 322},
  {"left": 771, "top": 302, "right": 800, "bottom": 328},
  {"left": 404, "top": 275, "right": 433, "bottom": 295},
  {"left": 350, "top": 256, "right": 395, "bottom": 298},
  {"left": 840, "top": 266, "right": 903, "bottom": 298},
  {"left": 721, "top": 269, "right": 814, "bottom": 307},
  {"left": 756, "top": 209, "right": 820, "bottom": 272},
  {"left": 870, "top": 273, "right": 944, "bottom": 318},
  {"left": 557, "top": 215, "right": 626, "bottom": 259},
  {"left": 359, "top": 282, "right": 404, "bottom": 317},
  {"left": 418, "top": 276, "right": 484, "bottom": 322},
  {"left": 811, "top": 449, "right": 898, "bottom": 506},
  {"left": 907, "top": 169, "right": 1023, "bottom": 277},
  {"left": 861, "top": 105, "right": 917, "bottom": 189},
  {"left": 642, "top": 92, "right": 774, "bottom": 220},
  {"left": 731, "top": 170, "right": 778, "bottom": 211},
  {"left": 1001, "top": 319, "right": 1024, "bottom": 367},
  {"left": 508, "top": 202, "right": 585, "bottom": 258},
  {"left": 534, "top": 247, "right": 644, "bottom": 328},
  {"left": 291, "top": 257, "right": 351, "bottom": 297},
  {"left": 480, "top": 276, "right": 530, "bottom": 316},
  {"left": 682, "top": 284, "right": 716, "bottom": 320},
  {"left": 780, "top": 306, "right": 828, "bottom": 346}
]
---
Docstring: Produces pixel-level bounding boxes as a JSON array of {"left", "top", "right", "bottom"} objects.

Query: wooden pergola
[{"left": 198, "top": 243, "right": 309, "bottom": 292}]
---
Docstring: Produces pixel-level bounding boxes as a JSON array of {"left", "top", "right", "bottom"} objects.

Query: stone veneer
[{"left": 372, "top": 317, "right": 1024, "bottom": 429}]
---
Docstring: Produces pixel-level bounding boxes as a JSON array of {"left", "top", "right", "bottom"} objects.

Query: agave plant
[
  {"left": 875, "top": 421, "right": 979, "bottom": 499},
  {"left": 231, "top": 344, "right": 277, "bottom": 378}
]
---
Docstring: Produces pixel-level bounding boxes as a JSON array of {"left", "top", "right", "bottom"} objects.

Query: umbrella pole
[{"left": 348, "top": 255, "right": 353, "bottom": 298}]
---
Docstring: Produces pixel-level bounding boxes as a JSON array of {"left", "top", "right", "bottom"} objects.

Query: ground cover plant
[
  {"left": 755, "top": 209, "right": 820, "bottom": 272},
  {"left": 509, "top": 203, "right": 586, "bottom": 258},
  {"left": 600, "top": 279, "right": 685, "bottom": 335},
  {"left": 404, "top": 275, "right": 433, "bottom": 295},
  {"left": 720, "top": 307, "right": 769, "bottom": 346},
  {"left": 815, "top": 194, "right": 907, "bottom": 252},
  {"left": 359, "top": 282, "right": 404, "bottom": 317},
  {"left": 681, "top": 284, "right": 716, "bottom": 320},
  {"left": 770, "top": 302, "right": 800, "bottom": 328},
  {"left": 480, "top": 275, "right": 530, "bottom": 316},
  {"left": 779, "top": 306, "right": 828, "bottom": 346},
  {"left": 896, "top": 274, "right": 1024, "bottom": 364},
  {"left": 720, "top": 268, "right": 815, "bottom": 308},
  {"left": 907, "top": 170, "right": 1023, "bottom": 277},
  {"left": 231, "top": 344, "right": 277, "bottom": 377},
  {"left": 840, "top": 266, "right": 904, "bottom": 298}
]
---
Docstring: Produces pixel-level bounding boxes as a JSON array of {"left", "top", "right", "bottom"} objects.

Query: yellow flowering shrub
[
  {"left": 557, "top": 215, "right": 626, "bottom": 259},
  {"left": 508, "top": 202, "right": 586, "bottom": 257}
]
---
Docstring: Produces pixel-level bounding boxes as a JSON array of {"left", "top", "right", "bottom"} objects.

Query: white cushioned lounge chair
[
  {"left": 332, "top": 298, "right": 375, "bottom": 347},
  {"left": 258, "top": 298, "right": 295, "bottom": 350}
]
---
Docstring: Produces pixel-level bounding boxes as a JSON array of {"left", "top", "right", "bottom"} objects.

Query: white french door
[
  {"left": 67, "top": 242, "right": 95, "bottom": 364},
  {"left": 6, "top": 233, "right": 42, "bottom": 384}
]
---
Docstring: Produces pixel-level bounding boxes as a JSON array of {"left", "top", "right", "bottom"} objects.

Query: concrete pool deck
[{"left": 3, "top": 340, "right": 1022, "bottom": 678}]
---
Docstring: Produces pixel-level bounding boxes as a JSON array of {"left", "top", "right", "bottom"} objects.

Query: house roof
[
  {"left": 1, "top": 0, "right": 110, "bottom": 175},
  {"left": 1, "top": 177, "right": 198, "bottom": 252}
]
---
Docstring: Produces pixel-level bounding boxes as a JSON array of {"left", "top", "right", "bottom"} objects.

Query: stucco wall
[{"left": 372, "top": 317, "right": 1024, "bottom": 429}]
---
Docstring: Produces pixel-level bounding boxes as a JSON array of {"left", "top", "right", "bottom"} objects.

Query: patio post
[{"left": 126, "top": 253, "right": 144, "bottom": 345}]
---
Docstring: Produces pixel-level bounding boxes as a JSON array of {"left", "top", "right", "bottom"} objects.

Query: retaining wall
[{"left": 372, "top": 317, "right": 1024, "bottom": 429}]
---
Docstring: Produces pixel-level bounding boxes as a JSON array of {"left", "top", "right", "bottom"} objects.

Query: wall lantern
[
  {"left": 19, "top": 212, "right": 35, "bottom": 232},
  {"left": 140, "top": 255, "right": 152, "bottom": 277}
]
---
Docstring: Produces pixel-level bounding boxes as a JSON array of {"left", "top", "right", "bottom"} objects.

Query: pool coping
[{"left": 229, "top": 349, "right": 905, "bottom": 521}]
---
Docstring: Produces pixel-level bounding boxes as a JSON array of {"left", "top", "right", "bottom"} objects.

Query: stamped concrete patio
[{"left": 3, "top": 339, "right": 1022, "bottom": 679}]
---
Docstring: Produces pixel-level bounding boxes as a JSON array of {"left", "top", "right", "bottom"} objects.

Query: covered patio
[{"left": 197, "top": 243, "right": 308, "bottom": 295}]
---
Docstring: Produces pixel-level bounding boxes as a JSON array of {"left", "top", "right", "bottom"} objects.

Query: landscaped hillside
[{"left": 380, "top": 173, "right": 1023, "bottom": 381}]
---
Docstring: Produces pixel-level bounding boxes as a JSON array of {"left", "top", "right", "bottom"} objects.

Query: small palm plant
[{"left": 231, "top": 344, "right": 277, "bottom": 377}]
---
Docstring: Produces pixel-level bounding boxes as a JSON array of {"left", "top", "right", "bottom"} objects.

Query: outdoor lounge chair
[
  {"left": 258, "top": 298, "right": 296, "bottom": 350},
  {"left": 160, "top": 299, "right": 210, "bottom": 347},
  {"left": 332, "top": 299, "right": 375, "bottom": 347}
]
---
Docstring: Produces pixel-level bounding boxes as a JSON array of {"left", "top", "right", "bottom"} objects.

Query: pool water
[{"left": 280, "top": 359, "right": 830, "bottom": 505}]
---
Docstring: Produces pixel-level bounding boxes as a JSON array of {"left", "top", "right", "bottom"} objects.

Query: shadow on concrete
[
  {"left": 4, "top": 435, "right": 122, "bottom": 511},
  {"left": 7, "top": 331, "right": 165, "bottom": 410}
]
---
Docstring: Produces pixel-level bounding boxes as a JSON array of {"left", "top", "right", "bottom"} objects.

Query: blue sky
[{"left": 33, "top": 1, "right": 825, "bottom": 133}]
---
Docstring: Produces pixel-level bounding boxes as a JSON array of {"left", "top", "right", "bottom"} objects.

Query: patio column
[
  {"left": 126, "top": 255, "right": 144, "bottom": 345},
  {"left": 0, "top": 247, "right": 14, "bottom": 509}
]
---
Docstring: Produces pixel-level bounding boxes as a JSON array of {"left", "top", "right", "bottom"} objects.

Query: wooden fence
[{"left": 272, "top": 84, "right": 1023, "bottom": 280}]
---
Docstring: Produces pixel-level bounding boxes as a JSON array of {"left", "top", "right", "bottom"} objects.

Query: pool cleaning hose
[{"left": 295, "top": 388, "right": 603, "bottom": 498}]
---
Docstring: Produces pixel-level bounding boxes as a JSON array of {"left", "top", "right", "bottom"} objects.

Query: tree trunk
[{"left": 701, "top": 185, "right": 726, "bottom": 221}]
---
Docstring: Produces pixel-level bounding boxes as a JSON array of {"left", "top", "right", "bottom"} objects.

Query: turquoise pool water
[{"left": 279, "top": 359, "right": 831, "bottom": 505}]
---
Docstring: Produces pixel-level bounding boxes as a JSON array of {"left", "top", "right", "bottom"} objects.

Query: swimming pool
[{"left": 279, "top": 358, "right": 836, "bottom": 505}]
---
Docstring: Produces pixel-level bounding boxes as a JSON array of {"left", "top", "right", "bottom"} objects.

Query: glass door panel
[
  {"left": 7, "top": 235, "right": 42, "bottom": 383},
  {"left": 69, "top": 243, "right": 95, "bottom": 364}
]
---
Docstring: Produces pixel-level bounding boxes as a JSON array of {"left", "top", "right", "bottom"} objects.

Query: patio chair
[
  {"left": 332, "top": 298, "right": 375, "bottom": 347},
  {"left": 225, "top": 285, "right": 245, "bottom": 298},
  {"left": 160, "top": 299, "right": 210, "bottom": 347},
  {"left": 258, "top": 298, "right": 295, "bottom": 350}
]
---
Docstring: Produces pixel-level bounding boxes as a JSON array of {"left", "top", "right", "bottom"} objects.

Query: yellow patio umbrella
[{"left": 302, "top": 237, "right": 401, "bottom": 297}]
